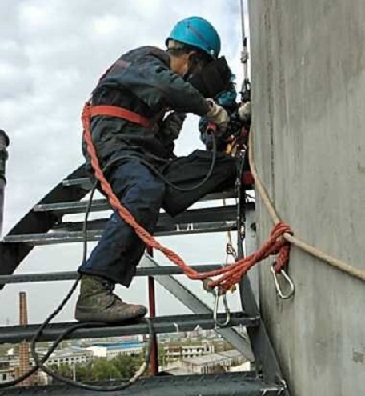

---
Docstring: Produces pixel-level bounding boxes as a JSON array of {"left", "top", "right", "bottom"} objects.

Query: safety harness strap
[{"left": 89, "top": 104, "right": 150, "bottom": 128}]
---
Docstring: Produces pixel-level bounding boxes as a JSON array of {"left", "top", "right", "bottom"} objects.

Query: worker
[{"left": 75, "top": 16, "right": 237, "bottom": 323}]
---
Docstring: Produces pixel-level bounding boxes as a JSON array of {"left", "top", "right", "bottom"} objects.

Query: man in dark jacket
[{"left": 75, "top": 16, "right": 238, "bottom": 323}]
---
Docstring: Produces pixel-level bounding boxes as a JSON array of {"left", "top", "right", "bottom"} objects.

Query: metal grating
[{"left": 0, "top": 372, "right": 284, "bottom": 396}]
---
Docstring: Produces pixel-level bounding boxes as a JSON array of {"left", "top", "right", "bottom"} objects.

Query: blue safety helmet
[{"left": 166, "top": 17, "right": 221, "bottom": 58}]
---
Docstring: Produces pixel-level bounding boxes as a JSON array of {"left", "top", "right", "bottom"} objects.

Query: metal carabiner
[
  {"left": 214, "top": 289, "right": 231, "bottom": 328},
  {"left": 270, "top": 264, "right": 295, "bottom": 300},
  {"left": 277, "top": 378, "right": 288, "bottom": 395},
  {"left": 226, "top": 242, "right": 237, "bottom": 261}
]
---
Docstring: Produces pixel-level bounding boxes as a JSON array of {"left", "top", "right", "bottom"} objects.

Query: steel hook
[
  {"left": 214, "top": 289, "right": 231, "bottom": 327},
  {"left": 270, "top": 264, "right": 295, "bottom": 300}
]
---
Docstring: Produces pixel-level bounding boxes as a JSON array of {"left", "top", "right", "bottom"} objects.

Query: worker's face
[{"left": 170, "top": 51, "right": 196, "bottom": 77}]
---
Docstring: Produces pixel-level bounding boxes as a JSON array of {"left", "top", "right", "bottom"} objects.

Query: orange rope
[{"left": 82, "top": 103, "right": 293, "bottom": 293}]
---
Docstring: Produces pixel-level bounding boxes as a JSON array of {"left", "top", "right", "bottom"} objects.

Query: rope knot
[
  {"left": 271, "top": 221, "right": 292, "bottom": 238},
  {"left": 271, "top": 222, "right": 293, "bottom": 273}
]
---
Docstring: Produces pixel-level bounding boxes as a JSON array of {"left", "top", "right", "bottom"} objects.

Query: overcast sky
[{"left": 0, "top": 0, "right": 249, "bottom": 326}]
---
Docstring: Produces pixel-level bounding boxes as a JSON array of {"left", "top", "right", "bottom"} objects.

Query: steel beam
[
  {"left": 141, "top": 256, "right": 255, "bottom": 361},
  {"left": 0, "top": 264, "right": 225, "bottom": 285},
  {"left": 0, "top": 313, "right": 259, "bottom": 344},
  {"left": 3, "top": 203, "right": 257, "bottom": 245},
  {"left": 0, "top": 372, "right": 284, "bottom": 396},
  {"left": 239, "top": 202, "right": 289, "bottom": 393},
  {"left": 34, "top": 192, "right": 240, "bottom": 214},
  {"left": 53, "top": 204, "right": 241, "bottom": 231},
  {"left": 2, "top": 222, "right": 237, "bottom": 245},
  {"left": 61, "top": 176, "right": 238, "bottom": 201}
]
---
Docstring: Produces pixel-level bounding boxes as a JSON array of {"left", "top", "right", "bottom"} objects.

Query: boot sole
[{"left": 75, "top": 310, "right": 147, "bottom": 323}]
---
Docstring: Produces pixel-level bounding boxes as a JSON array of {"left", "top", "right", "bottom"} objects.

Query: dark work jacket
[{"left": 83, "top": 46, "right": 210, "bottom": 170}]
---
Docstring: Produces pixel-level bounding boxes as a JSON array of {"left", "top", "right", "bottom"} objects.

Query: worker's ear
[{"left": 188, "top": 56, "right": 232, "bottom": 98}]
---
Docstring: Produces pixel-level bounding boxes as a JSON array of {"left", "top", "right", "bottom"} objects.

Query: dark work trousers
[{"left": 79, "top": 149, "right": 236, "bottom": 286}]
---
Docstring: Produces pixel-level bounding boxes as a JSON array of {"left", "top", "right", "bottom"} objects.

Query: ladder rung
[
  {"left": 2, "top": 222, "right": 237, "bottom": 245},
  {"left": 34, "top": 198, "right": 110, "bottom": 214},
  {"left": 34, "top": 191, "right": 239, "bottom": 214},
  {"left": 62, "top": 177, "right": 92, "bottom": 189},
  {"left": 52, "top": 205, "right": 241, "bottom": 233},
  {"left": 56, "top": 183, "right": 238, "bottom": 210},
  {"left": 0, "top": 313, "right": 259, "bottom": 344},
  {"left": 62, "top": 175, "right": 238, "bottom": 198},
  {"left": 0, "top": 264, "right": 224, "bottom": 285},
  {"left": 33, "top": 203, "right": 242, "bottom": 224},
  {"left": 35, "top": 196, "right": 240, "bottom": 214}
]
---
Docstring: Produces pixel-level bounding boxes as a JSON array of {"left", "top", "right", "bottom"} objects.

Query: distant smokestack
[
  {"left": 19, "top": 292, "right": 28, "bottom": 326},
  {"left": 0, "top": 130, "right": 10, "bottom": 236},
  {"left": 18, "top": 291, "right": 33, "bottom": 386}
]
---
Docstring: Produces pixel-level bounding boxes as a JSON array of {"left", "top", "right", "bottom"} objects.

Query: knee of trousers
[{"left": 124, "top": 179, "right": 166, "bottom": 227}]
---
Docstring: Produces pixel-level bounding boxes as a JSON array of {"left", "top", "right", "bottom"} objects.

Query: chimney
[
  {"left": 18, "top": 291, "right": 33, "bottom": 386},
  {"left": 0, "top": 129, "right": 10, "bottom": 236}
]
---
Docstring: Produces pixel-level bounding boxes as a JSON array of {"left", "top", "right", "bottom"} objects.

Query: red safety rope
[{"left": 82, "top": 103, "right": 293, "bottom": 293}]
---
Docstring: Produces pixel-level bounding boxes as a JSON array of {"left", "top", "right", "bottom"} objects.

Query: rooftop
[
  {"left": 183, "top": 350, "right": 243, "bottom": 366},
  {"left": 89, "top": 341, "right": 143, "bottom": 350}
]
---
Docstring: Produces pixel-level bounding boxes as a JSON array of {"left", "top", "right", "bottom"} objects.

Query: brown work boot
[{"left": 74, "top": 274, "right": 147, "bottom": 323}]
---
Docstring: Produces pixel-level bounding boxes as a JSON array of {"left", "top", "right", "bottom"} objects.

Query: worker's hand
[
  {"left": 205, "top": 99, "right": 229, "bottom": 132},
  {"left": 161, "top": 112, "right": 187, "bottom": 139},
  {"left": 238, "top": 101, "right": 251, "bottom": 125}
]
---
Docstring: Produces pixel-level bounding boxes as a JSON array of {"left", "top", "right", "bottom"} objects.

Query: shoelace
[{"left": 102, "top": 280, "right": 129, "bottom": 306}]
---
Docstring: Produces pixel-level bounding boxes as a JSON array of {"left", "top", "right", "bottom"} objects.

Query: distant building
[
  {"left": 164, "top": 342, "right": 215, "bottom": 363},
  {"left": 0, "top": 368, "right": 13, "bottom": 384},
  {"left": 0, "top": 356, "right": 14, "bottom": 384},
  {"left": 36, "top": 348, "right": 93, "bottom": 367},
  {"left": 182, "top": 350, "right": 247, "bottom": 375},
  {"left": 86, "top": 341, "right": 144, "bottom": 360},
  {"left": 0, "top": 352, "right": 46, "bottom": 386}
]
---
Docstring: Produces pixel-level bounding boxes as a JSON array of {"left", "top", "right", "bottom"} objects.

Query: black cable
[
  {"left": 25, "top": 165, "right": 154, "bottom": 391},
  {"left": 0, "top": 276, "right": 83, "bottom": 389},
  {"left": 0, "top": 134, "right": 217, "bottom": 389},
  {"left": 0, "top": 289, "right": 83, "bottom": 387},
  {"left": 237, "top": 151, "right": 246, "bottom": 215},
  {"left": 0, "top": 179, "right": 98, "bottom": 389},
  {"left": 29, "top": 319, "right": 154, "bottom": 391},
  {"left": 236, "top": 147, "right": 247, "bottom": 261},
  {"left": 108, "top": 134, "right": 217, "bottom": 192},
  {"left": 0, "top": 154, "right": 160, "bottom": 390},
  {"left": 22, "top": 176, "right": 100, "bottom": 386}
]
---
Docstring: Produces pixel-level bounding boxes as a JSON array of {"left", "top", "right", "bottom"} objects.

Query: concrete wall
[{"left": 248, "top": 1, "right": 365, "bottom": 395}]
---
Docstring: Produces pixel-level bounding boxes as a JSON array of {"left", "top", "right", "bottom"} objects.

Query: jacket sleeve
[
  {"left": 103, "top": 50, "right": 210, "bottom": 116},
  {"left": 148, "top": 63, "right": 210, "bottom": 116}
]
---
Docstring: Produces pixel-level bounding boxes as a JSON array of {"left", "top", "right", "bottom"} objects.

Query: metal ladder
[{"left": 0, "top": 163, "right": 289, "bottom": 395}]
